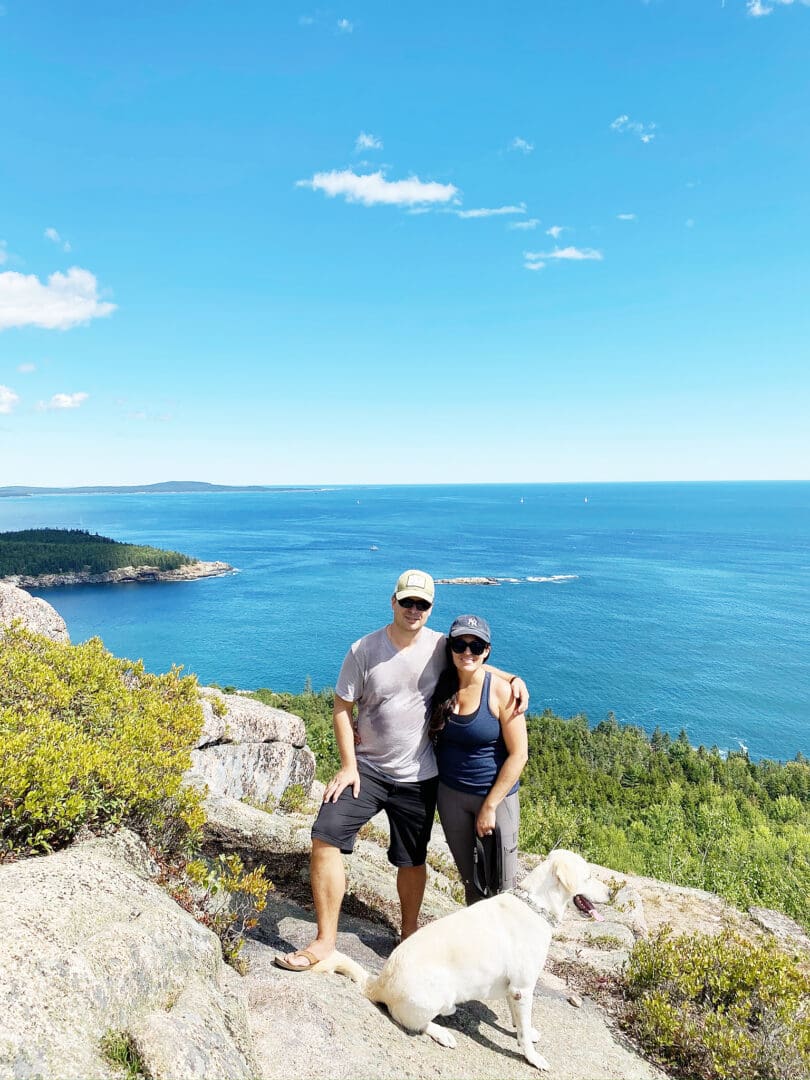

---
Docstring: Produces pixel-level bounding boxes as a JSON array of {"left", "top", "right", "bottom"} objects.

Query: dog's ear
[{"left": 551, "top": 851, "right": 586, "bottom": 894}]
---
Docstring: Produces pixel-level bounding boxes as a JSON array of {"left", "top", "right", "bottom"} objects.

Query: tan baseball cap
[{"left": 394, "top": 569, "right": 435, "bottom": 604}]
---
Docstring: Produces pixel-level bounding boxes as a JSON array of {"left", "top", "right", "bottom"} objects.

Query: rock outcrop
[
  {"left": 3, "top": 560, "right": 233, "bottom": 589},
  {"left": 0, "top": 580, "right": 69, "bottom": 642},
  {"left": 0, "top": 830, "right": 256, "bottom": 1080},
  {"left": 189, "top": 688, "right": 316, "bottom": 808}
]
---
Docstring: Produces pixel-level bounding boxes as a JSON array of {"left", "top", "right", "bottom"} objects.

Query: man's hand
[
  {"left": 510, "top": 676, "right": 530, "bottom": 715},
  {"left": 323, "top": 765, "right": 361, "bottom": 802}
]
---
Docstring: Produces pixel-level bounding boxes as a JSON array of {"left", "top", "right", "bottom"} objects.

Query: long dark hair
[{"left": 429, "top": 641, "right": 459, "bottom": 741}]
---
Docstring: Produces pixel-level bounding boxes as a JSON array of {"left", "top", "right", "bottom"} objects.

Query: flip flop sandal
[{"left": 273, "top": 949, "right": 322, "bottom": 972}]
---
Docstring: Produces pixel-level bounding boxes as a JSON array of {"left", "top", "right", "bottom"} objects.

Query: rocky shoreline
[{"left": 2, "top": 560, "right": 235, "bottom": 589}]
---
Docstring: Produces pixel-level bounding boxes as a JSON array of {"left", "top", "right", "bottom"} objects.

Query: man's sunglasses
[
  {"left": 449, "top": 637, "right": 488, "bottom": 655},
  {"left": 398, "top": 597, "right": 432, "bottom": 612}
]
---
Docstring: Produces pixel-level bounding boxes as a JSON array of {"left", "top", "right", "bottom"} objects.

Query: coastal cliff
[
  {"left": 0, "top": 588, "right": 807, "bottom": 1080},
  {"left": 2, "top": 559, "right": 234, "bottom": 589}
]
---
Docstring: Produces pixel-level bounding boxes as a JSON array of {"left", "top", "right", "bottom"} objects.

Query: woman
[{"left": 430, "top": 614, "right": 529, "bottom": 905}]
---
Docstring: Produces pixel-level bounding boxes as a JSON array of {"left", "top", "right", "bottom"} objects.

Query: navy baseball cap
[{"left": 448, "top": 614, "right": 491, "bottom": 644}]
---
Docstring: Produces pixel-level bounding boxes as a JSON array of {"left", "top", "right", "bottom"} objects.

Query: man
[{"left": 275, "top": 569, "right": 528, "bottom": 971}]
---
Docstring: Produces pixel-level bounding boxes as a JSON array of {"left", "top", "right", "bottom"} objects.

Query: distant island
[
  {"left": 0, "top": 481, "right": 310, "bottom": 497},
  {"left": 0, "top": 528, "right": 233, "bottom": 588}
]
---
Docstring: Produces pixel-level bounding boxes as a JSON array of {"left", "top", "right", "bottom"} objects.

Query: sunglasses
[
  {"left": 450, "top": 637, "right": 488, "bottom": 655},
  {"left": 398, "top": 597, "right": 432, "bottom": 612}
]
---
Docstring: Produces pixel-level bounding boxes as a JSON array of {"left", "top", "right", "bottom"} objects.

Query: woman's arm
[{"left": 475, "top": 677, "right": 529, "bottom": 836}]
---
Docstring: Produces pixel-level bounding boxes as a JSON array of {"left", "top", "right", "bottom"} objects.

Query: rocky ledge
[
  {"left": 2, "top": 560, "right": 235, "bottom": 589},
  {"left": 435, "top": 576, "right": 503, "bottom": 586}
]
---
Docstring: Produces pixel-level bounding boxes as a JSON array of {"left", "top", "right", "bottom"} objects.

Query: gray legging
[{"left": 437, "top": 781, "right": 520, "bottom": 906}]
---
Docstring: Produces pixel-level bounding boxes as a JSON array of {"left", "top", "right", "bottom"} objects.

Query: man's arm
[
  {"left": 322, "top": 694, "right": 362, "bottom": 802},
  {"left": 483, "top": 663, "right": 529, "bottom": 714}
]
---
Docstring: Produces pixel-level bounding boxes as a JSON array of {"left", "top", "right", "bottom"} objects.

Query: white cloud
[
  {"left": 41, "top": 392, "right": 89, "bottom": 411},
  {"left": 337, "top": 17, "right": 353, "bottom": 32},
  {"left": 746, "top": 0, "right": 810, "bottom": 14},
  {"left": 546, "top": 225, "right": 565, "bottom": 239},
  {"left": 17, "top": 362, "right": 36, "bottom": 373},
  {"left": 0, "top": 267, "right": 116, "bottom": 331},
  {"left": 509, "top": 218, "right": 540, "bottom": 230},
  {"left": 508, "top": 137, "right": 534, "bottom": 154},
  {"left": 355, "top": 131, "right": 383, "bottom": 151},
  {"left": 525, "top": 246, "right": 604, "bottom": 261},
  {"left": 524, "top": 260, "right": 545, "bottom": 271},
  {"left": 610, "top": 114, "right": 657, "bottom": 143},
  {"left": 617, "top": 213, "right": 637, "bottom": 221},
  {"left": 297, "top": 169, "right": 458, "bottom": 207},
  {"left": 0, "top": 385, "right": 19, "bottom": 414},
  {"left": 456, "top": 203, "right": 526, "bottom": 219},
  {"left": 44, "top": 227, "right": 71, "bottom": 253}
]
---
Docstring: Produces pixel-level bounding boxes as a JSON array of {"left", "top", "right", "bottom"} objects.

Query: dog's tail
[{"left": 317, "top": 950, "right": 371, "bottom": 989}]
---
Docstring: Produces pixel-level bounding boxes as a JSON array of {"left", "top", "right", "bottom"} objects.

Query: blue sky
[{"left": 1, "top": 0, "right": 809, "bottom": 485}]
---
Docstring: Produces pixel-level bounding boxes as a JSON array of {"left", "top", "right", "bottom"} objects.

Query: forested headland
[
  {"left": 0, "top": 528, "right": 195, "bottom": 577},
  {"left": 251, "top": 686, "right": 810, "bottom": 930}
]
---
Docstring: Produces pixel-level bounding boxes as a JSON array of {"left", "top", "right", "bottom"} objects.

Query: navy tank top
[{"left": 435, "top": 673, "right": 519, "bottom": 797}]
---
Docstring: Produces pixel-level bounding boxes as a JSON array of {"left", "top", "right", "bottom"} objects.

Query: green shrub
[
  {"left": 183, "top": 853, "right": 273, "bottom": 970},
  {"left": 278, "top": 783, "right": 311, "bottom": 814},
  {"left": 0, "top": 625, "right": 205, "bottom": 857},
  {"left": 623, "top": 928, "right": 810, "bottom": 1080}
]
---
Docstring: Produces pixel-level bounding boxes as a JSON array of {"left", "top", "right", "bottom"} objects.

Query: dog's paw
[
  {"left": 425, "top": 1021, "right": 457, "bottom": 1049},
  {"left": 526, "top": 1051, "right": 551, "bottom": 1071}
]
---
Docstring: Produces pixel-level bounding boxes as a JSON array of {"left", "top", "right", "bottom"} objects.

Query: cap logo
[{"left": 406, "top": 573, "right": 426, "bottom": 587}]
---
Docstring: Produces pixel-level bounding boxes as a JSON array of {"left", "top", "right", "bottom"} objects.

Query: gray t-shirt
[{"left": 335, "top": 626, "right": 446, "bottom": 782}]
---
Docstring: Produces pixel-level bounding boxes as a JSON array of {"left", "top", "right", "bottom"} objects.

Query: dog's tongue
[{"left": 573, "top": 894, "right": 605, "bottom": 922}]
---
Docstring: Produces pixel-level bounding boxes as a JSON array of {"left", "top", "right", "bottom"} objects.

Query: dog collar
[{"left": 509, "top": 887, "right": 558, "bottom": 926}]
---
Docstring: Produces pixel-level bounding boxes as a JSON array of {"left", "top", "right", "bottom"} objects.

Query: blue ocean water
[{"left": 2, "top": 482, "right": 808, "bottom": 762}]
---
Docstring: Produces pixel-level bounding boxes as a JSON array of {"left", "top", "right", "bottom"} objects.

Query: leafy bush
[
  {"left": 0, "top": 528, "right": 194, "bottom": 576},
  {"left": 182, "top": 853, "right": 273, "bottom": 970},
  {"left": 0, "top": 625, "right": 205, "bottom": 857},
  {"left": 623, "top": 929, "right": 810, "bottom": 1080}
]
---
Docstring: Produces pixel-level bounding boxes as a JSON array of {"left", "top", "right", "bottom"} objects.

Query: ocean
[{"left": 2, "top": 482, "right": 808, "bottom": 762}]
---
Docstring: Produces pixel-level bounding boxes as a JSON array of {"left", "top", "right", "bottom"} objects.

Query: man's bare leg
[
  {"left": 397, "top": 863, "right": 427, "bottom": 940},
  {"left": 279, "top": 838, "right": 345, "bottom": 968}
]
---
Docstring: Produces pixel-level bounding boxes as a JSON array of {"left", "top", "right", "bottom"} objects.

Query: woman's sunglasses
[
  {"left": 398, "top": 597, "right": 432, "bottom": 611},
  {"left": 449, "top": 637, "right": 488, "bottom": 655}
]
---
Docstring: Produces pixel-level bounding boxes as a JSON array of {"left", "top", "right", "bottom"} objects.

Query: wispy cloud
[
  {"left": 337, "top": 17, "right": 353, "bottom": 32},
  {"left": 0, "top": 385, "right": 19, "bottom": 414},
  {"left": 617, "top": 213, "right": 637, "bottom": 221},
  {"left": 545, "top": 225, "right": 565, "bottom": 239},
  {"left": 17, "top": 362, "right": 36, "bottom": 373},
  {"left": 523, "top": 260, "right": 545, "bottom": 271},
  {"left": 610, "top": 114, "right": 656, "bottom": 143},
  {"left": 39, "top": 392, "right": 89, "bottom": 411},
  {"left": 355, "top": 131, "right": 383, "bottom": 151},
  {"left": 299, "top": 14, "right": 316, "bottom": 26},
  {"left": 456, "top": 203, "right": 526, "bottom": 219},
  {"left": 508, "top": 136, "right": 534, "bottom": 154},
  {"left": 509, "top": 218, "right": 540, "bottom": 230},
  {"left": 0, "top": 241, "right": 7, "bottom": 266},
  {"left": 0, "top": 267, "right": 117, "bottom": 331},
  {"left": 45, "top": 227, "right": 71, "bottom": 253},
  {"left": 297, "top": 169, "right": 459, "bottom": 207},
  {"left": 747, "top": 0, "right": 810, "bottom": 14},
  {"left": 524, "top": 246, "right": 604, "bottom": 262}
]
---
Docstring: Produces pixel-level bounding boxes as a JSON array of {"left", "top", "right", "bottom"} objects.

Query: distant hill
[{"left": 0, "top": 481, "right": 285, "bottom": 497}]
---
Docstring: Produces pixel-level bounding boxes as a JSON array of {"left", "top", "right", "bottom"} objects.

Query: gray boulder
[
  {"left": 0, "top": 830, "right": 256, "bottom": 1080},
  {"left": 189, "top": 688, "right": 316, "bottom": 807},
  {"left": 0, "top": 581, "right": 69, "bottom": 642}
]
